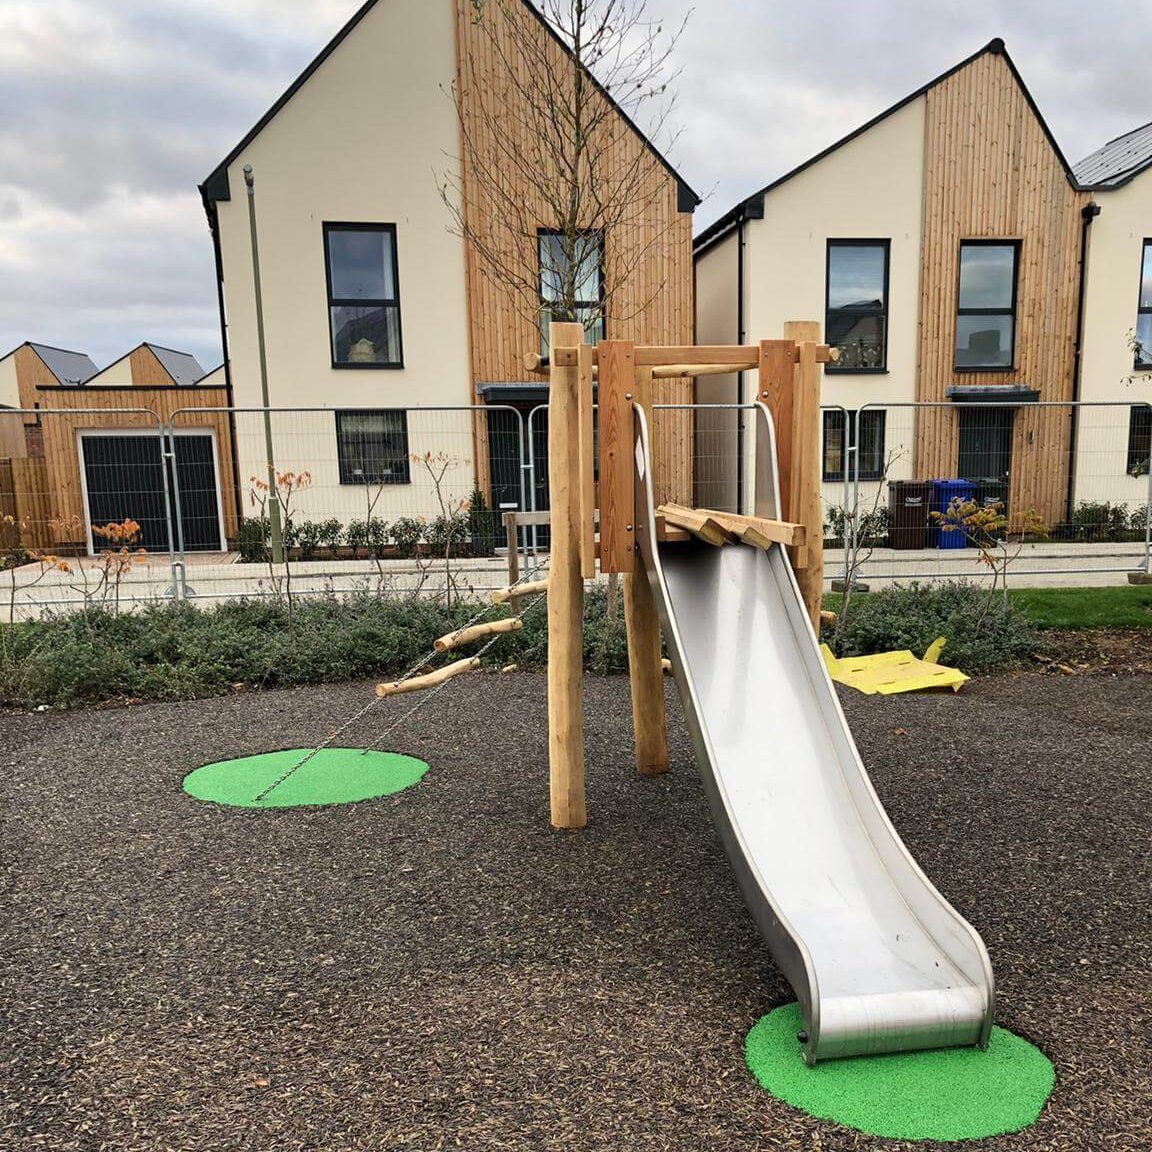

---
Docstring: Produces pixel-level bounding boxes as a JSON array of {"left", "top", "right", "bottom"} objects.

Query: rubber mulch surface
[{"left": 1, "top": 670, "right": 1149, "bottom": 1150}]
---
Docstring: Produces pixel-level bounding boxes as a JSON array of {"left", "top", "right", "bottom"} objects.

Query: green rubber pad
[
  {"left": 183, "top": 748, "right": 429, "bottom": 808},
  {"left": 745, "top": 1004, "right": 1054, "bottom": 1142}
]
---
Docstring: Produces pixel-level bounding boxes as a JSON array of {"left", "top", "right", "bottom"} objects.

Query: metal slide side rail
[
  {"left": 634, "top": 401, "right": 994, "bottom": 1063},
  {"left": 852, "top": 399, "right": 1152, "bottom": 582}
]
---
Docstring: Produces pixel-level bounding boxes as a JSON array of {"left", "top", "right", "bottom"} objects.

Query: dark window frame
[
  {"left": 538, "top": 228, "right": 605, "bottom": 355},
  {"left": 1135, "top": 239, "right": 1152, "bottom": 370},
  {"left": 323, "top": 222, "right": 404, "bottom": 370},
  {"left": 1126, "top": 405, "right": 1152, "bottom": 477},
  {"left": 825, "top": 239, "right": 890, "bottom": 374},
  {"left": 822, "top": 408, "right": 887, "bottom": 483},
  {"left": 954, "top": 239, "right": 1020, "bottom": 373},
  {"left": 335, "top": 409, "right": 411, "bottom": 486}
]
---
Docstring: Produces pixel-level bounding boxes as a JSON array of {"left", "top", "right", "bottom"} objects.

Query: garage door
[{"left": 80, "top": 432, "right": 224, "bottom": 553}]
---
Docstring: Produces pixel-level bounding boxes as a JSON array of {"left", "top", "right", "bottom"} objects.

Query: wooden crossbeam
[{"left": 529, "top": 344, "right": 839, "bottom": 372}]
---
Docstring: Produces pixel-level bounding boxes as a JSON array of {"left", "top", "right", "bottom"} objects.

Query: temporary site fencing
[{"left": 1, "top": 398, "right": 1150, "bottom": 620}]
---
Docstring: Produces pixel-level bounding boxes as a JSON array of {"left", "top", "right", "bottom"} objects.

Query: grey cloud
[{"left": 0, "top": 0, "right": 1149, "bottom": 371}]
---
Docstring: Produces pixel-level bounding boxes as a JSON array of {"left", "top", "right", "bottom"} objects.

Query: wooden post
[
  {"left": 577, "top": 344, "right": 597, "bottom": 579},
  {"left": 547, "top": 322, "right": 587, "bottom": 829},
  {"left": 596, "top": 340, "right": 636, "bottom": 574},
  {"left": 502, "top": 510, "right": 521, "bottom": 614},
  {"left": 757, "top": 339, "right": 798, "bottom": 519},
  {"left": 623, "top": 364, "right": 668, "bottom": 776},
  {"left": 783, "top": 321, "right": 824, "bottom": 631}
]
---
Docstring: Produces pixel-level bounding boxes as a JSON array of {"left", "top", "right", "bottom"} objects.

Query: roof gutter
[{"left": 1065, "top": 200, "right": 1101, "bottom": 523}]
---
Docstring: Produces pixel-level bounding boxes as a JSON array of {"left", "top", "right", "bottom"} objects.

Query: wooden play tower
[{"left": 542, "top": 320, "right": 836, "bottom": 829}]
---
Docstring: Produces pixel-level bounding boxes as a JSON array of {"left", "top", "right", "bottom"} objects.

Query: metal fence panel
[
  {"left": 0, "top": 407, "right": 176, "bottom": 620},
  {"left": 165, "top": 405, "right": 527, "bottom": 604},
  {"left": 845, "top": 400, "right": 1152, "bottom": 587}
]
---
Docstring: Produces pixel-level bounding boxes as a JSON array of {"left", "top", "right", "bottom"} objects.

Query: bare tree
[{"left": 442, "top": 0, "right": 688, "bottom": 341}]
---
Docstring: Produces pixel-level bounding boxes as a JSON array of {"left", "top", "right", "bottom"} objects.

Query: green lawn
[
  {"left": 824, "top": 585, "right": 1152, "bottom": 631},
  {"left": 1007, "top": 585, "right": 1152, "bottom": 630}
]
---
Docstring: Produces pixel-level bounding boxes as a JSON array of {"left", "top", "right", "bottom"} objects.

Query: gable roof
[
  {"left": 148, "top": 344, "right": 206, "bottom": 385},
  {"left": 694, "top": 38, "right": 1077, "bottom": 255},
  {"left": 1074, "top": 120, "right": 1152, "bottom": 189},
  {"left": 89, "top": 342, "right": 206, "bottom": 386},
  {"left": 199, "top": 0, "right": 698, "bottom": 210},
  {"left": 0, "top": 341, "right": 99, "bottom": 385}
]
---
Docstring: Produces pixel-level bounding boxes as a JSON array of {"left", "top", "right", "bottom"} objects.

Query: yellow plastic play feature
[{"left": 820, "top": 637, "right": 968, "bottom": 696}]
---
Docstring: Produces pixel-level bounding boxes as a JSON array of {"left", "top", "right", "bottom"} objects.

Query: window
[
  {"left": 1135, "top": 241, "right": 1152, "bottom": 369},
  {"left": 826, "top": 241, "right": 889, "bottom": 371},
  {"left": 822, "top": 409, "right": 886, "bottom": 482},
  {"left": 955, "top": 241, "right": 1019, "bottom": 369},
  {"left": 1127, "top": 405, "right": 1151, "bottom": 478},
  {"left": 538, "top": 229, "right": 604, "bottom": 354},
  {"left": 335, "top": 410, "right": 410, "bottom": 485},
  {"left": 324, "top": 224, "right": 403, "bottom": 367}
]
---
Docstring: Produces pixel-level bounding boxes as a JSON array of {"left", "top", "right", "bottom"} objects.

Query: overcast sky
[{"left": 1, "top": 0, "right": 1150, "bottom": 373}]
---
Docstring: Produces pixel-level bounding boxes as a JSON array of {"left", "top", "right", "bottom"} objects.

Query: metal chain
[
  {"left": 361, "top": 586, "right": 548, "bottom": 754},
  {"left": 252, "top": 557, "right": 551, "bottom": 802}
]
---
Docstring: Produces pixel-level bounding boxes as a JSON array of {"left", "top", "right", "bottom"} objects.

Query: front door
[{"left": 957, "top": 407, "right": 1013, "bottom": 483}]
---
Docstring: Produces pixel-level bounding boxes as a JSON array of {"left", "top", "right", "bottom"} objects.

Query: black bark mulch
[{"left": 1, "top": 671, "right": 1149, "bottom": 1151}]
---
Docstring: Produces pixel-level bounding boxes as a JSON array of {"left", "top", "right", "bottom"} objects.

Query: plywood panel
[{"left": 916, "top": 51, "right": 1089, "bottom": 527}]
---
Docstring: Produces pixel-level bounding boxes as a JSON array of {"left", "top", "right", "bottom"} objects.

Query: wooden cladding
[
  {"left": 453, "top": 0, "right": 693, "bottom": 377},
  {"left": 916, "top": 50, "right": 1090, "bottom": 525}
]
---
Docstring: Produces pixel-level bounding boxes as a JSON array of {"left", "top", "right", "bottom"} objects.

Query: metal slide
[{"left": 633, "top": 404, "right": 994, "bottom": 1064}]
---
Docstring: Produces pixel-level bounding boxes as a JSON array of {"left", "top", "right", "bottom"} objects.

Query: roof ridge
[
  {"left": 1102, "top": 118, "right": 1152, "bottom": 148},
  {"left": 200, "top": 0, "right": 698, "bottom": 207},
  {"left": 694, "top": 37, "right": 1075, "bottom": 254},
  {"left": 26, "top": 340, "right": 94, "bottom": 357},
  {"left": 143, "top": 341, "right": 197, "bottom": 357}
]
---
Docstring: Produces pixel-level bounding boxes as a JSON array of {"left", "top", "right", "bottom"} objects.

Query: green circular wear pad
[
  {"left": 183, "top": 748, "right": 429, "bottom": 808},
  {"left": 745, "top": 1004, "right": 1054, "bottom": 1142}
]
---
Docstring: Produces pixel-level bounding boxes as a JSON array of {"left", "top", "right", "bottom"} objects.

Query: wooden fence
[{"left": 0, "top": 457, "right": 54, "bottom": 552}]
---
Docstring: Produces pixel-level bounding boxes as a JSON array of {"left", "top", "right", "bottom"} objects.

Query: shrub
[
  {"left": 366, "top": 518, "right": 390, "bottom": 557},
  {"left": 346, "top": 519, "right": 369, "bottom": 552},
  {"left": 830, "top": 581, "right": 1038, "bottom": 674},
  {"left": 427, "top": 512, "right": 468, "bottom": 556},
  {"left": 468, "top": 486, "right": 497, "bottom": 558},
  {"left": 824, "top": 504, "right": 889, "bottom": 547},
  {"left": 1070, "top": 501, "right": 1133, "bottom": 542},
  {"left": 317, "top": 518, "right": 345, "bottom": 550},
  {"left": 236, "top": 517, "right": 270, "bottom": 563},
  {"left": 291, "top": 521, "right": 324, "bottom": 560},
  {"left": 391, "top": 517, "right": 423, "bottom": 559},
  {"left": 0, "top": 587, "right": 626, "bottom": 709}
]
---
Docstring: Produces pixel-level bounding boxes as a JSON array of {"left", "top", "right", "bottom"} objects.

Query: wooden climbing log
[
  {"left": 376, "top": 657, "right": 481, "bottom": 698},
  {"left": 433, "top": 617, "right": 523, "bottom": 653},
  {"left": 491, "top": 578, "right": 549, "bottom": 604}
]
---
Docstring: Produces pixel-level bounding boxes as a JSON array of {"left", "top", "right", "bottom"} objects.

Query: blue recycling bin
[{"left": 931, "top": 479, "right": 976, "bottom": 550}]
